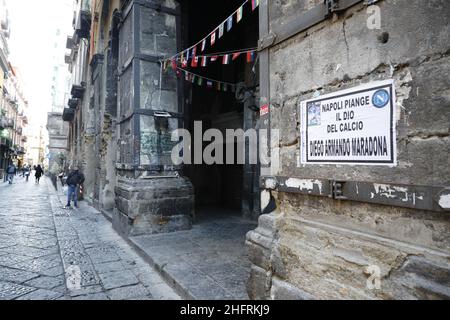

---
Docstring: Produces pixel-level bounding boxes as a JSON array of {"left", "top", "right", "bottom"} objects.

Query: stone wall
[
  {"left": 247, "top": 0, "right": 450, "bottom": 300},
  {"left": 113, "top": 0, "right": 194, "bottom": 236}
]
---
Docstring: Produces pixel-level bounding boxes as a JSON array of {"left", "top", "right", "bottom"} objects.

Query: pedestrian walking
[
  {"left": 24, "top": 165, "right": 31, "bottom": 182},
  {"left": 6, "top": 163, "right": 16, "bottom": 184},
  {"left": 35, "top": 165, "right": 44, "bottom": 184},
  {"left": 58, "top": 171, "right": 65, "bottom": 186},
  {"left": 65, "top": 166, "right": 85, "bottom": 209}
]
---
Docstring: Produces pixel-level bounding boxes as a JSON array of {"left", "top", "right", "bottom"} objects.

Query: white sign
[{"left": 300, "top": 80, "right": 396, "bottom": 166}]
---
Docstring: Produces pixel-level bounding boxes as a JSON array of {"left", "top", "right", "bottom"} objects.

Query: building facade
[
  {"left": 62, "top": 0, "right": 450, "bottom": 299},
  {"left": 0, "top": 0, "right": 11, "bottom": 179},
  {"left": 46, "top": 1, "right": 73, "bottom": 173},
  {"left": 0, "top": 0, "right": 30, "bottom": 178},
  {"left": 0, "top": 66, "right": 29, "bottom": 175}
]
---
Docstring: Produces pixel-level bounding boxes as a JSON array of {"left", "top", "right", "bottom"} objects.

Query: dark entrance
[{"left": 180, "top": 0, "right": 260, "bottom": 220}]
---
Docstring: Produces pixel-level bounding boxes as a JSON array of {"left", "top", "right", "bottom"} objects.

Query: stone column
[{"left": 113, "top": 0, "right": 194, "bottom": 236}]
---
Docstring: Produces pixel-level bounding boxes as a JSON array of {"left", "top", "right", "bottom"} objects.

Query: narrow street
[{"left": 0, "top": 176, "right": 180, "bottom": 300}]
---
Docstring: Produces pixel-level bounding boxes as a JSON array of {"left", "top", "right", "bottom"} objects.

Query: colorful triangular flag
[
  {"left": 246, "top": 51, "right": 256, "bottom": 63},
  {"left": 210, "top": 56, "right": 218, "bottom": 62},
  {"left": 171, "top": 59, "right": 177, "bottom": 70},
  {"left": 207, "top": 81, "right": 213, "bottom": 88},
  {"left": 201, "top": 39, "right": 206, "bottom": 52},
  {"left": 182, "top": 59, "right": 188, "bottom": 68},
  {"left": 185, "top": 49, "right": 190, "bottom": 61},
  {"left": 211, "top": 30, "right": 216, "bottom": 46},
  {"left": 223, "top": 54, "right": 230, "bottom": 65},
  {"left": 218, "top": 23, "right": 224, "bottom": 38},
  {"left": 227, "top": 15, "right": 233, "bottom": 31},
  {"left": 236, "top": 6, "right": 243, "bottom": 23},
  {"left": 197, "top": 77, "right": 203, "bottom": 86},
  {"left": 191, "top": 56, "right": 198, "bottom": 68},
  {"left": 232, "top": 52, "right": 241, "bottom": 61},
  {"left": 201, "top": 56, "right": 207, "bottom": 67},
  {"left": 252, "top": 0, "right": 260, "bottom": 11}
]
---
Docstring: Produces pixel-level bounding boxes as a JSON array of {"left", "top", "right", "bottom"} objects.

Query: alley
[{"left": 0, "top": 176, "right": 180, "bottom": 300}]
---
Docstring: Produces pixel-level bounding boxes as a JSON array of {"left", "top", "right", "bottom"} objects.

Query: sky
[{"left": 5, "top": 0, "right": 74, "bottom": 129}]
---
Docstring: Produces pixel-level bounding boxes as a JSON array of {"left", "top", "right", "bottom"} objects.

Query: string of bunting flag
[
  {"left": 162, "top": 0, "right": 260, "bottom": 70},
  {"left": 177, "top": 67, "right": 238, "bottom": 93},
  {"left": 181, "top": 47, "right": 258, "bottom": 68}
]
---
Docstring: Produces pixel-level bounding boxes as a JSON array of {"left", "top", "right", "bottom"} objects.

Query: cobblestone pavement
[{"left": 0, "top": 176, "right": 180, "bottom": 300}]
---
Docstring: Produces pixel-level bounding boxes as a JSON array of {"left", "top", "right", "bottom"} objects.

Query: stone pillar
[
  {"left": 90, "top": 54, "right": 104, "bottom": 207},
  {"left": 113, "top": 0, "right": 194, "bottom": 237}
]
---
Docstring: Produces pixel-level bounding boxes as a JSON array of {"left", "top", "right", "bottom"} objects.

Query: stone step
[{"left": 125, "top": 216, "right": 257, "bottom": 300}]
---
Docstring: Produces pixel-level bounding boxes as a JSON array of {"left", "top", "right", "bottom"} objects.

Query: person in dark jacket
[
  {"left": 65, "top": 166, "right": 85, "bottom": 209},
  {"left": 35, "top": 165, "right": 44, "bottom": 184},
  {"left": 6, "top": 163, "right": 17, "bottom": 184}
]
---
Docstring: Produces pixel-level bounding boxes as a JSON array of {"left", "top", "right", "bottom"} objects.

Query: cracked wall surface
[{"left": 247, "top": 0, "right": 450, "bottom": 300}]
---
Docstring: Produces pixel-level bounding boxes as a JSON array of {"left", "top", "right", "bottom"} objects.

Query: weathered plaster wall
[
  {"left": 74, "top": 0, "right": 121, "bottom": 210},
  {"left": 247, "top": 0, "right": 450, "bottom": 300}
]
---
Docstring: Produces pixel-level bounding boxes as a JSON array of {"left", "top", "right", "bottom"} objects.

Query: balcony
[
  {"left": 65, "top": 53, "right": 72, "bottom": 65},
  {"left": 17, "top": 146, "right": 26, "bottom": 155},
  {"left": 7, "top": 98, "right": 18, "bottom": 109},
  {"left": 16, "top": 127, "right": 23, "bottom": 135},
  {"left": 66, "top": 36, "right": 75, "bottom": 50},
  {"left": 75, "top": 10, "right": 92, "bottom": 40},
  {"left": 68, "top": 98, "right": 79, "bottom": 109},
  {"left": 0, "top": 44, "right": 8, "bottom": 74},
  {"left": 62, "top": 108, "right": 75, "bottom": 122},
  {"left": 21, "top": 136, "right": 27, "bottom": 143},
  {"left": 22, "top": 116, "right": 28, "bottom": 125},
  {"left": 4, "top": 118, "right": 14, "bottom": 128},
  {"left": 71, "top": 83, "right": 86, "bottom": 99},
  {"left": 0, "top": 137, "right": 11, "bottom": 147},
  {"left": 1, "top": 19, "right": 8, "bottom": 31}
]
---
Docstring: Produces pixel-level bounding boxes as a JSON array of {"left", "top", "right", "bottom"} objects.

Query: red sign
[{"left": 260, "top": 104, "right": 269, "bottom": 116}]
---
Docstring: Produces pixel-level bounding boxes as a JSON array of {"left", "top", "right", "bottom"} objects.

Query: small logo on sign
[
  {"left": 307, "top": 102, "right": 321, "bottom": 126},
  {"left": 260, "top": 104, "right": 269, "bottom": 116},
  {"left": 372, "top": 89, "right": 390, "bottom": 108}
]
